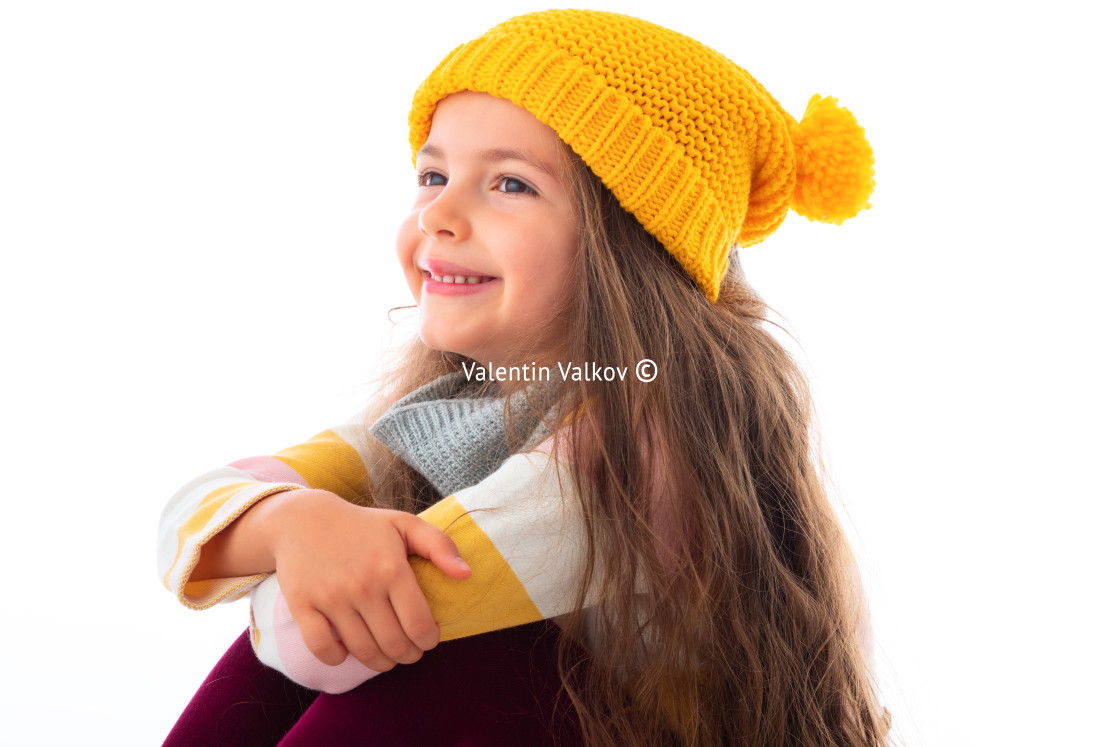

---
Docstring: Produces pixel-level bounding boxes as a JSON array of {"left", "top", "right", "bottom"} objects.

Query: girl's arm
[
  {"left": 158, "top": 421, "right": 377, "bottom": 609},
  {"left": 160, "top": 420, "right": 589, "bottom": 693},
  {"left": 157, "top": 420, "right": 472, "bottom": 673}
]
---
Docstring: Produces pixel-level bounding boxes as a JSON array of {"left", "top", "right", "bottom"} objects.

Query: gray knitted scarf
[{"left": 368, "top": 371, "right": 557, "bottom": 496}]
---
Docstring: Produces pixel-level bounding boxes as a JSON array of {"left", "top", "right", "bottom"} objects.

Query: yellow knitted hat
[{"left": 409, "top": 10, "right": 875, "bottom": 301}]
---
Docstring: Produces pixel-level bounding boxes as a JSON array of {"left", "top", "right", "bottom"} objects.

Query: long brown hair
[{"left": 364, "top": 146, "right": 890, "bottom": 746}]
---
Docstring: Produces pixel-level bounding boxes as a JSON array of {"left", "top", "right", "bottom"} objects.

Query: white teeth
[{"left": 434, "top": 273, "right": 485, "bottom": 284}]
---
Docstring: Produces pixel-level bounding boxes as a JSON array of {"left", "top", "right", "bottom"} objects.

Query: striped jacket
[{"left": 157, "top": 419, "right": 585, "bottom": 693}]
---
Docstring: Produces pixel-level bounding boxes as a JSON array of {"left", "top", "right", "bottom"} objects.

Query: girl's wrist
[{"left": 191, "top": 488, "right": 329, "bottom": 581}]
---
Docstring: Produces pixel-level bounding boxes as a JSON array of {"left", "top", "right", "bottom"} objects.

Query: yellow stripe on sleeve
[
  {"left": 163, "top": 480, "right": 256, "bottom": 590},
  {"left": 411, "top": 496, "right": 543, "bottom": 642},
  {"left": 275, "top": 428, "right": 372, "bottom": 503}
]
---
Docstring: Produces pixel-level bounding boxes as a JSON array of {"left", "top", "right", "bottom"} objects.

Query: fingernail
[{"left": 455, "top": 556, "right": 471, "bottom": 572}]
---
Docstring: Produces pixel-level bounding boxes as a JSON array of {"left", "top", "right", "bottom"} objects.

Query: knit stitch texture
[{"left": 369, "top": 372, "right": 555, "bottom": 497}]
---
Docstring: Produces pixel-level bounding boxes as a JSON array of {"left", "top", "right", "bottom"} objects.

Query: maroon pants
[{"left": 164, "top": 622, "right": 583, "bottom": 746}]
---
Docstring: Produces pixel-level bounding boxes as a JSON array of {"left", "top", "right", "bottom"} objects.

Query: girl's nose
[{"left": 418, "top": 187, "right": 471, "bottom": 242}]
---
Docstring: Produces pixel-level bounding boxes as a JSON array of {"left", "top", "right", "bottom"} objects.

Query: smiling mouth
[{"left": 423, "top": 270, "right": 497, "bottom": 285}]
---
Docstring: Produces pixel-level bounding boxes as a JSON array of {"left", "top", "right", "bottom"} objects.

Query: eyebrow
[{"left": 416, "top": 144, "right": 561, "bottom": 181}]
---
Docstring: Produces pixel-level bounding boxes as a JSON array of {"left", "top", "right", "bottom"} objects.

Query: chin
[{"left": 417, "top": 328, "right": 468, "bottom": 360}]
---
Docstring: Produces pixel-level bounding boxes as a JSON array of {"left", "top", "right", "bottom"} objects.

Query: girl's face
[{"left": 397, "top": 92, "right": 579, "bottom": 367}]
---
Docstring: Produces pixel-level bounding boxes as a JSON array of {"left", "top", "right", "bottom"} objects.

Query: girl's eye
[
  {"left": 497, "top": 176, "right": 536, "bottom": 195},
  {"left": 417, "top": 171, "right": 447, "bottom": 187}
]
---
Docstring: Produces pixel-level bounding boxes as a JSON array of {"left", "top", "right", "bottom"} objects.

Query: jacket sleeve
[
  {"left": 249, "top": 449, "right": 590, "bottom": 693},
  {"left": 412, "top": 450, "right": 588, "bottom": 637},
  {"left": 157, "top": 420, "right": 377, "bottom": 609}
]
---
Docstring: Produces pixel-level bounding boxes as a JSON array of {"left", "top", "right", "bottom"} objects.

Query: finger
[
  {"left": 331, "top": 608, "right": 396, "bottom": 673},
  {"left": 356, "top": 595, "right": 424, "bottom": 665},
  {"left": 290, "top": 606, "right": 348, "bottom": 667},
  {"left": 400, "top": 517, "right": 472, "bottom": 579},
  {"left": 387, "top": 577, "right": 441, "bottom": 651}
]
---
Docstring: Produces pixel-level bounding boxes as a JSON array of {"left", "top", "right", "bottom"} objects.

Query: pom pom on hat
[{"left": 790, "top": 94, "right": 876, "bottom": 224}]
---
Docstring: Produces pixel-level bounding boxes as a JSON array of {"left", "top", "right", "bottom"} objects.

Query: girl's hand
[{"left": 265, "top": 489, "right": 472, "bottom": 672}]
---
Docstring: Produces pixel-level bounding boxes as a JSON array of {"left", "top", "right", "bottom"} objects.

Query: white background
[{"left": 1, "top": 1, "right": 1116, "bottom": 744}]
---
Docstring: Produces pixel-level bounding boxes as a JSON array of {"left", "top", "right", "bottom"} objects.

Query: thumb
[{"left": 400, "top": 517, "right": 473, "bottom": 579}]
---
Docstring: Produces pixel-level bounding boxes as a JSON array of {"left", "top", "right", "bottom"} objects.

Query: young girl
[{"left": 159, "top": 9, "right": 886, "bottom": 745}]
